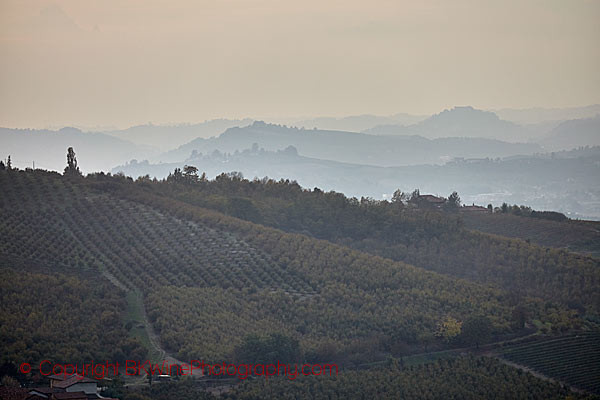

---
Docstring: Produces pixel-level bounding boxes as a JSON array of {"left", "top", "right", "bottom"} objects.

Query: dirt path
[{"left": 100, "top": 269, "right": 201, "bottom": 383}]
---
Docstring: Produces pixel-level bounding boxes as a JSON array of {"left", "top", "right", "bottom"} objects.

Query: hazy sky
[{"left": 1, "top": 0, "right": 599, "bottom": 128}]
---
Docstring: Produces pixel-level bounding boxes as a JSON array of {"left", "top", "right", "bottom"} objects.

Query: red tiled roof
[
  {"left": 419, "top": 195, "right": 445, "bottom": 203},
  {"left": 53, "top": 376, "right": 97, "bottom": 389}
]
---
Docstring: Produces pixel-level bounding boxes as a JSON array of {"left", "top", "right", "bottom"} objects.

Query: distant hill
[
  {"left": 0, "top": 127, "right": 156, "bottom": 173},
  {"left": 100, "top": 118, "right": 253, "bottom": 150},
  {"left": 540, "top": 115, "right": 600, "bottom": 151},
  {"left": 494, "top": 104, "right": 600, "bottom": 125},
  {"left": 114, "top": 145, "right": 600, "bottom": 219},
  {"left": 365, "top": 106, "right": 531, "bottom": 142},
  {"left": 290, "top": 112, "right": 426, "bottom": 132},
  {"left": 155, "top": 121, "right": 541, "bottom": 166}
]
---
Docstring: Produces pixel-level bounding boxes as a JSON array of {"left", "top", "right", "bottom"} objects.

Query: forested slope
[{"left": 130, "top": 174, "right": 600, "bottom": 317}]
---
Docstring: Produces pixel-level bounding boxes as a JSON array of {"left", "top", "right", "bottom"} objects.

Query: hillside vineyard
[{"left": 1, "top": 168, "right": 599, "bottom": 399}]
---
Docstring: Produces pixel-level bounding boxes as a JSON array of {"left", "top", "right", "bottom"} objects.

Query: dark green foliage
[
  {"left": 0, "top": 269, "right": 146, "bottom": 365},
  {"left": 500, "top": 203, "right": 568, "bottom": 221},
  {"left": 460, "top": 315, "right": 493, "bottom": 348},
  {"left": 234, "top": 333, "right": 301, "bottom": 364}
]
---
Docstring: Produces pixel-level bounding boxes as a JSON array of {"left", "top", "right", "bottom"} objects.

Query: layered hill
[
  {"left": 156, "top": 121, "right": 540, "bottom": 166},
  {"left": 541, "top": 115, "right": 600, "bottom": 151},
  {"left": 365, "top": 106, "right": 530, "bottom": 142},
  {"left": 101, "top": 118, "right": 253, "bottom": 150},
  {"left": 114, "top": 145, "right": 600, "bottom": 219}
]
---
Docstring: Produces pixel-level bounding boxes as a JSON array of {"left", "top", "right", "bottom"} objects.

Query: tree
[
  {"left": 460, "top": 315, "right": 492, "bottom": 348},
  {"left": 417, "top": 331, "right": 436, "bottom": 352},
  {"left": 501, "top": 202, "right": 508, "bottom": 213},
  {"left": 511, "top": 305, "right": 529, "bottom": 329},
  {"left": 64, "top": 147, "right": 81, "bottom": 175},
  {"left": 392, "top": 189, "right": 405, "bottom": 204},
  {"left": 6, "top": 155, "right": 12, "bottom": 170},
  {"left": 167, "top": 168, "right": 184, "bottom": 183},
  {"left": 445, "top": 191, "right": 461, "bottom": 210},
  {"left": 0, "top": 160, "right": 4, "bottom": 170},
  {"left": 183, "top": 165, "right": 199, "bottom": 183},
  {"left": 435, "top": 316, "right": 462, "bottom": 343},
  {"left": 409, "top": 189, "right": 420, "bottom": 202}
]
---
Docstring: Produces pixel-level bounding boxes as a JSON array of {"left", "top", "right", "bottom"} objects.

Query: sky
[{"left": 1, "top": 0, "right": 599, "bottom": 129}]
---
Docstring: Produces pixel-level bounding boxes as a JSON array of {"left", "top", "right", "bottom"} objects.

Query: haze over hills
[
  {"left": 364, "top": 106, "right": 535, "bottom": 142},
  {"left": 100, "top": 118, "right": 254, "bottom": 150},
  {"left": 493, "top": 104, "right": 600, "bottom": 125},
  {"left": 2, "top": 105, "right": 598, "bottom": 219},
  {"left": 156, "top": 121, "right": 541, "bottom": 166},
  {"left": 288, "top": 112, "right": 427, "bottom": 132},
  {"left": 114, "top": 145, "right": 600, "bottom": 219},
  {"left": 0, "top": 127, "right": 156, "bottom": 172},
  {"left": 540, "top": 115, "right": 600, "bottom": 151}
]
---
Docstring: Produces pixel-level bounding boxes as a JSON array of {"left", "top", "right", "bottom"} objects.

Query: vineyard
[
  {"left": 224, "top": 356, "right": 583, "bottom": 400},
  {"left": 500, "top": 332, "right": 600, "bottom": 394},
  {"left": 0, "top": 170, "right": 312, "bottom": 294},
  {"left": 0, "top": 169, "right": 530, "bottom": 363},
  {"left": 1, "top": 168, "right": 597, "bottom": 397},
  {"left": 141, "top": 173, "right": 600, "bottom": 316}
]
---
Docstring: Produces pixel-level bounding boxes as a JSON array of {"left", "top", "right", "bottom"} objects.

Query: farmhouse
[{"left": 416, "top": 194, "right": 446, "bottom": 209}]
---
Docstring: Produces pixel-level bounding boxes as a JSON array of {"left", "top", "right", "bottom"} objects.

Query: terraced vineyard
[
  {"left": 0, "top": 171, "right": 312, "bottom": 294},
  {"left": 500, "top": 332, "right": 600, "bottom": 394}
]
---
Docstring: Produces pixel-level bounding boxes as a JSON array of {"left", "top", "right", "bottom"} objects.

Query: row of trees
[
  {"left": 225, "top": 357, "right": 581, "bottom": 399},
  {"left": 127, "top": 168, "right": 599, "bottom": 316}
]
